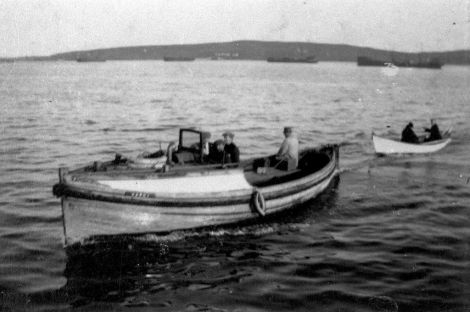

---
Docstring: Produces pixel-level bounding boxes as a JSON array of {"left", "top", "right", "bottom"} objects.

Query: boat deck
[{"left": 65, "top": 149, "right": 332, "bottom": 189}]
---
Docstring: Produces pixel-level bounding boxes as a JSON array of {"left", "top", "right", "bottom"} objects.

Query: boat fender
[{"left": 252, "top": 190, "right": 266, "bottom": 216}]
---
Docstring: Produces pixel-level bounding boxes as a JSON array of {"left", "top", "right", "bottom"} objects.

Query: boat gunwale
[
  {"left": 59, "top": 166, "right": 337, "bottom": 207},
  {"left": 56, "top": 146, "right": 339, "bottom": 205},
  {"left": 373, "top": 135, "right": 451, "bottom": 147}
]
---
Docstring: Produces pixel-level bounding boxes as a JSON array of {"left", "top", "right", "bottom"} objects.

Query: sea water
[{"left": 0, "top": 61, "right": 469, "bottom": 311}]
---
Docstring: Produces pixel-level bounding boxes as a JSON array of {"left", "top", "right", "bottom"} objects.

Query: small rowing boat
[
  {"left": 372, "top": 135, "right": 451, "bottom": 155},
  {"left": 53, "top": 129, "right": 340, "bottom": 246}
]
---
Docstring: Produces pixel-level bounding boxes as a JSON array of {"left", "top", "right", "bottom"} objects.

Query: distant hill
[{"left": 10, "top": 41, "right": 470, "bottom": 64}]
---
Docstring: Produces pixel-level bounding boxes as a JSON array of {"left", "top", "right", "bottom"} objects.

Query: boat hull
[
  {"left": 373, "top": 135, "right": 451, "bottom": 154},
  {"left": 62, "top": 169, "right": 336, "bottom": 245}
]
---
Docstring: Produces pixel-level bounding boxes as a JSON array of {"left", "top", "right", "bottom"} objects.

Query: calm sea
[{"left": 0, "top": 61, "right": 469, "bottom": 311}]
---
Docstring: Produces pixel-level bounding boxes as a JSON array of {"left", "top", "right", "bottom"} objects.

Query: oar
[
  {"left": 443, "top": 127, "right": 453, "bottom": 137},
  {"left": 273, "top": 158, "right": 287, "bottom": 169}
]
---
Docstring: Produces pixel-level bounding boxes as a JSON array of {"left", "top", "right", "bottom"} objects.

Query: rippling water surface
[{"left": 0, "top": 61, "right": 469, "bottom": 311}]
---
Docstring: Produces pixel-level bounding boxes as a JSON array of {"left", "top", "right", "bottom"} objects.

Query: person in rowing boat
[
  {"left": 401, "top": 122, "right": 420, "bottom": 144},
  {"left": 223, "top": 131, "right": 240, "bottom": 163},
  {"left": 424, "top": 119, "right": 442, "bottom": 142}
]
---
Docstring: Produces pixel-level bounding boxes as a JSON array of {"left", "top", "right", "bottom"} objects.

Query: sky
[{"left": 0, "top": 0, "right": 469, "bottom": 57}]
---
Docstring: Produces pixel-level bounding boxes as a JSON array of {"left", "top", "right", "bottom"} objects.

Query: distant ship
[
  {"left": 357, "top": 56, "right": 442, "bottom": 69},
  {"left": 391, "top": 58, "right": 442, "bottom": 69},
  {"left": 76, "top": 57, "right": 106, "bottom": 62},
  {"left": 357, "top": 56, "right": 387, "bottom": 66},
  {"left": 163, "top": 56, "right": 195, "bottom": 62},
  {"left": 267, "top": 56, "right": 318, "bottom": 63}
]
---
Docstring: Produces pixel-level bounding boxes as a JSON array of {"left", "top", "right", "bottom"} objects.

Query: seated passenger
[
  {"left": 276, "top": 127, "right": 299, "bottom": 169},
  {"left": 259, "top": 127, "right": 299, "bottom": 172},
  {"left": 424, "top": 119, "right": 442, "bottom": 142},
  {"left": 208, "top": 140, "right": 229, "bottom": 164},
  {"left": 401, "top": 122, "right": 420, "bottom": 143},
  {"left": 201, "top": 131, "right": 213, "bottom": 162},
  {"left": 222, "top": 132, "right": 240, "bottom": 163}
]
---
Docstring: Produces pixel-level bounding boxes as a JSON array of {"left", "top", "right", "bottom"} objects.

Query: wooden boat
[
  {"left": 53, "top": 129, "right": 339, "bottom": 246},
  {"left": 372, "top": 135, "right": 451, "bottom": 155}
]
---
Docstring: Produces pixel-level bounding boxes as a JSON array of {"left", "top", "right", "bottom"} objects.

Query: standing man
[
  {"left": 222, "top": 131, "right": 240, "bottom": 163},
  {"left": 276, "top": 126, "right": 299, "bottom": 169}
]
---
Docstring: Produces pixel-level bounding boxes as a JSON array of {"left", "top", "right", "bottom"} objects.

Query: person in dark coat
[
  {"left": 208, "top": 139, "right": 229, "bottom": 164},
  {"left": 424, "top": 119, "right": 442, "bottom": 142},
  {"left": 222, "top": 132, "right": 240, "bottom": 163},
  {"left": 401, "top": 122, "right": 420, "bottom": 143}
]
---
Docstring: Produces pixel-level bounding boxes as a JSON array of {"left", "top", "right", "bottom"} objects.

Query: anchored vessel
[
  {"left": 53, "top": 129, "right": 339, "bottom": 246},
  {"left": 163, "top": 57, "right": 195, "bottom": 62},
  {"left": 357, "top": 56, "right": 387, "bottom": 66},
  {"left": 358, "top": 56, "right": 442, "bottom": 69},
  {"left": 76, "top": 57, "right": 106, "bottom": 62},
  {"left": 267, "top": 56, "right": 318, "bottom": 63},
  {"left": 391, "top": 58, "right": 442, "bottom": 69}
]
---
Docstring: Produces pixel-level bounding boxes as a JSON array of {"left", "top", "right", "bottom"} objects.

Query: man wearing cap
[
  {"left": 276, "top": 127, "right": 299, "bottom": 169},
  {"left": 223, "top": 131, "right": 240, "bottom": 163}
]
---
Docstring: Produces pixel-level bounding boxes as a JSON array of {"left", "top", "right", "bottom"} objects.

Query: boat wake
[
  {"left": 69, "top": 221, "right": 313, "bottom": 251},
  {"left": 133, "top": 222, "right": 311, "bottom": 243}
]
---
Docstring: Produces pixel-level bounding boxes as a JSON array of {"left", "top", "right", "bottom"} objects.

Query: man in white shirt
[{"left": 255, "top": 127, "right": 299, "bottom": 172}]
